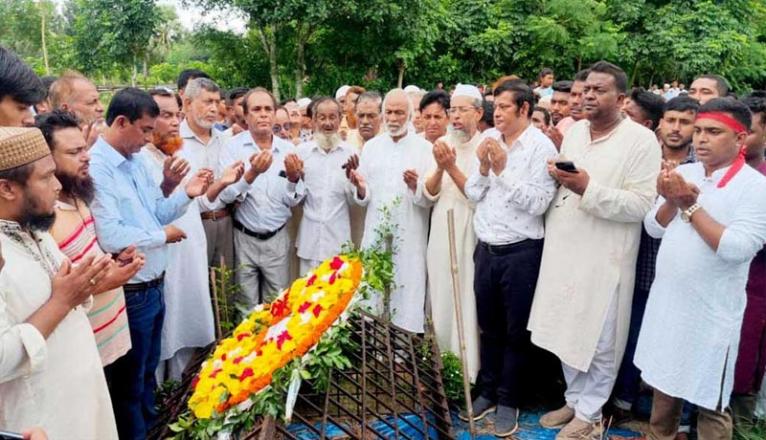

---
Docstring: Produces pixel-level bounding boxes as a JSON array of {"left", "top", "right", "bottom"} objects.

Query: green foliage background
[{"left": 3, "top": 0, "right": 766, "bottom": 96}]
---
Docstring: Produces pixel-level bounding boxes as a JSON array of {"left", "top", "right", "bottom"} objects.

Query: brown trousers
[{"left": 648, "top": 389, "right": 732, "bottom": 440}]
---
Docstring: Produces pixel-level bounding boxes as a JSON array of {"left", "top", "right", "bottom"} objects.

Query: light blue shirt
[
  {"left": 219, "top": 131, "right": 305, "bottom": 233},
  {"left": 89, "top": 137, "right": 192, "bottom": 282}
]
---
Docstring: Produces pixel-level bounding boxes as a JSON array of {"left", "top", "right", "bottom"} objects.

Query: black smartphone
[
  {"left": 0, "top": 430, "right": 24, "bottom": 440},
  {"left": 555, "top": 161, "right": 579, "bottom": 173}
]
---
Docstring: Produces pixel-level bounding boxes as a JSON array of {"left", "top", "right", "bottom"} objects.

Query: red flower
[
  {"left": 271, "top": 297, "right": 289, "bottom": 317},
  {"left": 298, "top": 301, "right": 311, "bottom": 313},
  {"left": 236, "top": 332, "right": 251, "bottom": 342},
  {"left": 330, "top": 256, "right": 344, "bottom": 270},
  {"left": 209, "top": 368, "right": 222, "bottom": 379},
  {"left": 329, "top": 272, "right": 337, "bottom": 284},
  {"left": 312, "top": 304, "right": 323, "bottom": 318},
  {"left": 239, "top": 368, "right": 254, "bottom": 381},
  {"left": 221, "top": 353, "right": 227, "bottom": 361},
  {"left": 276, "top": 330, "right": 293, "bottom": 350},
  {"left": 191, "top": 374, "right": 200, "bottom": 388},
  {"left": 306, "top": 274, "right": 317, "bottom": 286},
  {"left": 233, "top": 356, "right": 244, "bottom": 365}
]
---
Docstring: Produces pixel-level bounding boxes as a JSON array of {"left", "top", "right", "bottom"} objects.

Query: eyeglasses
[
  {"left": 272, "top": 123, "right": 292, "bottom": 133},
  {"left": 447, "top": 106, "right": 478, "bottom": 115}
]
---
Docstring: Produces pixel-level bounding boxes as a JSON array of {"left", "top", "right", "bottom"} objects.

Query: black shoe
[
  {"left": 494, "top": 405, "right": 519, "bottom": 437},
  {"left": 459, "top": 396, "right": 496, "bottom": 422}
]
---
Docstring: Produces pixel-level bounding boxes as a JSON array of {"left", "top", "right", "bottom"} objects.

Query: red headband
[{"left": 696, "top": 112, "right": 748, "bottom": 134}]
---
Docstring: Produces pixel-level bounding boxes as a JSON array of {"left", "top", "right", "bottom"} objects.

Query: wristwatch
[{"left": 680, "top": 203, "right": 702, "bottom": 223}]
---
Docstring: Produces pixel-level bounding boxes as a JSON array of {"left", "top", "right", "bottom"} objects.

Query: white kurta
[
  {"left": 139, "top": 145, "right": 215, "bottom": 362},
  {"left": 355, "top": 131, "right": 434, "bottom": 332},
  {"left": 527, "top": 118, "right": 661, "bottom": 371},
  {"left": 295, "top": 141, "right": 357, "bottom": 263},
  {"left": 635, "top": 162, "right": 766, "bottom": 410},
  {"left": 0, "top": 223, "right": 118, "bottom": 439},
  {"left": 425, "top": 132, "right": 480, "bottom": 380}
]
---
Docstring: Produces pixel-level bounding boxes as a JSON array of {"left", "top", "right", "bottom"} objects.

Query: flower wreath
[{"left": 188, "top": 255, "right": 363, "bottom": 419}]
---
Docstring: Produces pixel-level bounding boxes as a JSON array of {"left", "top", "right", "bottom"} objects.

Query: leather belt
[
  {"left": 201, "top": 208, "right": 230, "bottom": 221},
  {"left": 478, "top": 238, "right": 543, "bottom": 255},
  {"left": 124, "top": 273, "right": 165, "bottom": 293},
  {"left": 233, "top": 219, "right": 285, "bottom": 241}
]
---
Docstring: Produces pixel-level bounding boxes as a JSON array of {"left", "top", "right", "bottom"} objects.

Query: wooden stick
[
  {"left": 447, "top": 209, "right": 475, "bottom": 438},
  {"left": 210, "top": 266, "right": 222, "bottom": 339}
]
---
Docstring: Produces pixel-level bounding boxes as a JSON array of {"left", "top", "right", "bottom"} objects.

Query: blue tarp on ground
[{"left": 285, "top": 410, "right": 642, "bottom": 439}]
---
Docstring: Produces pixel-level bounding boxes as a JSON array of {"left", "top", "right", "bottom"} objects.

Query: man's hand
[
  {"left": 184, "top": 168, "right": 214, "bottom": 198},
  {"left": 284, "top": 153, "right": 304, "bottom": 183},
  {"left": 546, "top": 159, "right": 561, "bottom": 183},
  {"left": 220, "top": 161, "right": 245, "bottom": 186},
  {"left": 50, "top": 255, "right": 111, "bottom": 309},
  {"left": 433, "top": 140, "right": 457, "bottom": 172},
  {"left": 96, "top": 249, "right": 145, "bottom": 292},
  {"left": 22, "top": 427, "right": 48, "bottom": 440},
  {"left": 162, "top": 156, "right": 191, "bottom": 196},
  {"left": 554, "top": 167, "right": 590, "bottom": 195},
  {"left": 349, "top": 169, "right": 367, "bottom": 199},
  {"left": 476, "top": 140, "right": 492, "bottom": 176},
  {"left": 343, "top": 154, "right": 360, "bottom": 179},
  {"left": 544, "top": 126, "right": 564, "bottom": 150},
  {"left": 403, "top": 169, "right": 419, "bottom": 192},
  {"left": 488, "top": 140, "right": 507, "bottom": 175},
  {"left": 82, "top": 120, "right": 104, "bottom": 148},
  {"left": 665, "top": 171, "right": 698, "bottom": 210},
  {"left": 245, "top": 150, "right": 273, "bottom": 183},
  {"left": 165, "top": 225, "right": 187, "bottom": 243}
]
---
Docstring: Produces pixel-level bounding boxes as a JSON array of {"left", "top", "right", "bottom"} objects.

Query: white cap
[
  {"left": 335, "top": 85, "right": 351, "bottom": 100},
  {"left": 403, "top": 85, "right": 421, "bottom": 94},
  {"left": 297, "top": 97, "right": 312, "bottom": 109},
  {"left": 452, "top": 83, "right": 483, "bottom": 102}
]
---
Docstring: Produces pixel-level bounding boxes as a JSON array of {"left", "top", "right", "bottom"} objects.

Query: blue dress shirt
[{"left": 89, "top": 137, "right": 192, "bottom": 282}]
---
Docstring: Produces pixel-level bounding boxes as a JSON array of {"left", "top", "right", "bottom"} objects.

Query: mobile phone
[
  {"left": 555, "top": 161, "right": 579, "bottom": 173},
  {"left": 0, "top": 430, "right": 24, "bottom": 440}
]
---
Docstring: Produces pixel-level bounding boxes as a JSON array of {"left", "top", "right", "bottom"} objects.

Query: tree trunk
[
  {"left": 40, "top": 6, "right": 49, "bottom": 75},
  {"left": 629, "top": 60, "right": 639, "bottom": 88},
  {"left": 256, "top": 25, "right": 280, "bottom": 102},
  {"left": 294, "top": 23, "right": 311, "bottom": 99},
  {"left": 143, "top": 53, "right": 149, "bottom": 80},
  {"left": 131, "top": 53, "right": 138, "bottom": 87},
  {"left": 397, "top": 62, "right": 405, "bottom": 89}
]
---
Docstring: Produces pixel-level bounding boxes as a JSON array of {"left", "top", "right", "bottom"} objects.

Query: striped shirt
[{"left": 52, "top": 200, "right": 131, "bottom": 366}]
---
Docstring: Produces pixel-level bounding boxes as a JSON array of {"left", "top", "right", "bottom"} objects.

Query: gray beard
[
  {"left": 315, "top": 132, "right": 342, "bottom": 151},
  {"left": 448, "top": 126, "right": 471, "bottom": 144}
]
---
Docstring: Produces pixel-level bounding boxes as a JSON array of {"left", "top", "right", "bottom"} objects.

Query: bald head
[{"left": 50, "top": 72, "right": 104, "bottom": 125}]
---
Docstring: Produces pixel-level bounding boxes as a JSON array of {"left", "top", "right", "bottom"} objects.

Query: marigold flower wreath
[{"left": 187, "top": 255, "right": 363, "bottom": 420}]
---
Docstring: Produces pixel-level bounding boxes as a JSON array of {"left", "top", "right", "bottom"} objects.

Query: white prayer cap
[
  {"left": 335, "top": 85, "right": 351, "bottom": 100},
  {"left": 452, "top": 83, "right": 483, "bottom": 102},
  {"left": 403, "top": 85, "right": 421, "bottom": 94},
  {"left": 297, "top": 97, "right": 312, "bottom": 109}
]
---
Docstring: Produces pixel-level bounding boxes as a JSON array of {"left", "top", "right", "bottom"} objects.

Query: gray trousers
[
  {"left": 234, "top": 227, "right": 290, "bottom": 308},
  {"left": 202, "top": 216, "right": 234, "bottom": 268}
]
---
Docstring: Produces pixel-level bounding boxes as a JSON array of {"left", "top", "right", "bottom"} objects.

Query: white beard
[
  {"left": 385, "top": 123, "right": 408, "bottom": 138},
  {"left": 315, "top": 132, "right": 342, "bottom": 151},
  {"left": 448, "top": 125, "right": 471, "bottom": 144}
]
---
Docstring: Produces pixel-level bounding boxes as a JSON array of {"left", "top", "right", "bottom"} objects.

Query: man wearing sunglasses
[{"left": 273, "top": 106, "right": 294, "bottom": 144}]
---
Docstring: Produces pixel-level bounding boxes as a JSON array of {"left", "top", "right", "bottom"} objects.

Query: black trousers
[{"left": 473, "top": 238, "right": 544, "bottom": 408}]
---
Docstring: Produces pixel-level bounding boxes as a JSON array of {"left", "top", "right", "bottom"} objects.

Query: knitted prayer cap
[{"left": 0, "top": 127, "right": 51, "bottom": 171}]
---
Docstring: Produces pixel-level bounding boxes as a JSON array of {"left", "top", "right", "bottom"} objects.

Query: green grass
[{"left": 735, "top": 419, "right": 766, "bottom": 440}]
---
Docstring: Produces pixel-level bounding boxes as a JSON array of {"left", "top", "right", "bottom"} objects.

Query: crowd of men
[{"left": 0, "top": 43, "right": 765, "bottom": 440}]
